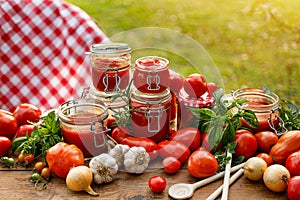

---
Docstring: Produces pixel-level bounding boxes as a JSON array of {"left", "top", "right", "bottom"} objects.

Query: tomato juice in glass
[
  {"left": 58, "top": 98, "right": 108, "bottom": 158},
  {"left": 130, "top": 90, "right": 171, "bottom": 143},
  {"left": 89, "top": 43, "right": 131, "bottom": 93},
  {"left": 133, "top": 56, "right": 170, "bottom": 93},
  {"left": 232, "top": 88, "right": 280, "bottom": 133}
]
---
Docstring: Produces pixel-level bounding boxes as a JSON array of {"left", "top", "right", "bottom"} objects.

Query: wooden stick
[
  {"left": 206, "top": 168, "right": 244, "bottom": 200},
  {"left": 221, "top": 150, "right": 232, "bottom": 200}
]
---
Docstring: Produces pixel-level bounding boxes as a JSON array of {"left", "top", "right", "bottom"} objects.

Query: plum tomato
[
  {"left": 162, "top": 157, "right": 181, "bottom": 174},
  {"left": 288, "top": 176, "right": 300, "bottom": 200},
  {"left": 183, "top": 73, "right": 208, "bottom": 98},
  {"left": 15, "top": 124, "right": 35, "bottom": 138},
  {"left": 13, "top": 103, "right": 42, "bottom": 126},
  {"left": 148, "top": 176, "right": 167, "bottom": 193},
  {"left": 169, "top": 70, "right": 184, "bottom": 94},
  {"left": 170, "top": 127, "right": 200, "bottom": 152},
  {"left": 158, "top": 140, "right": 190, "bottom": 163},
  {"left": 0, "top": 136, "right": 12, "bottom": 157},
  {"left": 111, "top": 126, "right": 130, "bottom": 143},
  {"left": 256, "top": 153, "right": 273, "bottom": 166},
  {"left": 0, "top": 110, "right": 18, "bottom": 140},
  {"left": 285, "top": 150, "right": 300, "bottom": 177},
  {"left": 233, "top": 129, "right": 257, "bottom": 159},
  {"left": 188, "top": 149, "right": 219, "bottom": 178},
  {"left": 255, "top": 131, "right": 278, "bottom": 153}
]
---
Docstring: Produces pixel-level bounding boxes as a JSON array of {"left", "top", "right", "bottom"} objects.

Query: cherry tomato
[
  {"left": 34, "top": 161, "right": 46, "bottom": 173},
  {"left": 31, "top": 172, "right": 41, "bottom": 181},
  {"left": 13, "top": 103, "right": 42, "bottom": 126},
  {"left": 207, "top": 82, "right": 218, "bottom": 97},
  {"left": 17, "top": 153, "right": 25, "bottom": 163},
  {"left": 183, "top": 73, "right": 208, "bottom": 98},
  {"left": 158, "top": 140, "right": 190, "bottom": 163},
  {"left": 233, "top": 129, "right": 257, "bottom": 159},
  {"left": 256, "top": 153, "right": 273, "bottom": 166},
  {"left": 111, "top": 126, "right": 130, "bottom": 143},
  {"left": 148, "top": 176, "right": 167, "bottom": 193},
  {"left": 41, "top": 167, "right": 51, "bottom": 178},
  {"left": 286, "top": 150, "right": 300, "bottom": 177},
  {"left": 287, "top": 176, "right": 300, "bottom": 200},
  {"left": 162, "top": 157, "right": 181, "bottom": 174},
  {"left": 121, "top": 136, "right": 158, "bottom": 160},
  {"left": 169, "top": 70, "right": 184, "bottom": 94},
  {"left": 0, "top": 110, "right": 18, "bottom": 140},
  {"left": 170, "top": 127, "right": 200, "bottom": 152},
  {"left": 255, "top": 131, "right": 278, "bottom": 153},
  {"left": 23, "top": 153, "right": 35, "bottom": 164},
  {"left": 0, "top": 136, "right": 12, "bottom": 157},
  {"left": 15, "top": 124, "right": 35, "bottom": 138},
  {"left": 188, "top": 149, "right": 219, "bottom": 178}
]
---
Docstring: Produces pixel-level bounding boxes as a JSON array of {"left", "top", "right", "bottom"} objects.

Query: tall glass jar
[
  {"left": 89, "top": 43, "right": 131, "bottom": 94},
  {"left": 58, "top": 98, "right": 109, "bottom": 158},
  {"left": 232, "top": 88, "right": 282, "bottom": 133},
  {"left": 133, "top": 56, "right": 170, "bottom": 94},
  {"left": 130, "top": 89, "right": 172, "bottom": 143}
]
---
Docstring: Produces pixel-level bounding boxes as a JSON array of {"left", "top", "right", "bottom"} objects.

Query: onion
[
  {"left": 66, "top": 166, "right": 99, "bottom": 196},
  {"left": 243, "top": 157, "right": 267, "bottom": 181},
  {"left": 263, "top": 164, "right": 290, "bottom": 192}
]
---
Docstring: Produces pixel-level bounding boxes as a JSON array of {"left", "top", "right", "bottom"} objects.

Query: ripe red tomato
[
  {"left": 121, "top": 136, "right": 159, "bottom": 160},
  {"left": 286, "top": 151, "right": 300, "bottom": 177},
  {"left": 188, "top": 149, "right": 219, "bottom": 178},
  {"left": 13, "top": 103, "right": 42, "bottom": 126},
  {"left": 183, "top": 73, "right": 208, "bottom": 98},
  {"left": 15, "top": 124, "right": 35, "bottom": 138},
  {"left": 169, "top": 70, "right": 184, "bottom": 94},
  {"left": 158, "top": 140, "right": 190, "bottom": 163},
  {"left": 255, "top": 131, "right": 278, "bottom": 153},
  {"left": 207, "top": 82, "right": 217, "bottom": 97},
  {"left": 287, "top": 176, "right": 300, "bottom": 200},
  {"left": 111, "top": 126, "right": 130, "bottom": 143},
  {"left": 148, "top": 176, "right": 167, "bottom": 193},
  {"left": 0, "top": 110, "right": 18, "bottom": 140},
  {"left": 256, "top": 153, "right": 273, "bottom": 166},
  {"left": 0, "top": 136, "right": 12, "bottom": 157},
  {"left": 233, "top": 129, "right": 257, "bottom": 159},
  {"left": 162, "top": 157, "right": 181, "bottom": 174},
  {"left": 170, "top": 127, "right": 200, "bottom": 152}
]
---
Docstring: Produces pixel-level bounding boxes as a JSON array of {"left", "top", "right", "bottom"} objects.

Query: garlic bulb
[
  {"left": 89, "top": 153, "right": 118, "bottom": 184},
  {"left": 109, "top": 144, "right": 130, "bottom": 167},
  {"left": 124, "top": 146, "right": 150, "bottom": 174}
]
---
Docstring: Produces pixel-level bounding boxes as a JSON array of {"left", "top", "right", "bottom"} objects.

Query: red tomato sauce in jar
[
  {"left": 130, "top": 90, "right": 171, "bottom": 143},
  {"left": 58, "top": 98, "right": 108, "bottom": 158},
  {"left": 232, "top": 88, "right": 280, "bottom": 133},
  {"left": 133, "top": 56, "right": 170, "bottom": 94}
]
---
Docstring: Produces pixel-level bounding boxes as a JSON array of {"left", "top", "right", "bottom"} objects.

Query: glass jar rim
[
  {"left": 131, "top": 89, "right": 171, "bottom": 104},
  {"left": 232, "top": 88, "right": 279, "bottom": 112},
  {"left": 58, "top": 98, "right": 108, "bottom": 125},
  {"left": 134, "top": 56, "right": 169, "bottom": 71},
  {"left": 89, "top": 43, "right": 132, "bottom": 55}
]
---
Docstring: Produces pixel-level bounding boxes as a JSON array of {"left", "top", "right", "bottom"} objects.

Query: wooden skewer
[{"left": 206, "top": 168, "right": 244, "bottom": 200}]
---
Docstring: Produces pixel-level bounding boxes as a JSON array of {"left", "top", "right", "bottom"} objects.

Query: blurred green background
[{"left": 66, "top": 0, "right": 300, "bottom": 106}]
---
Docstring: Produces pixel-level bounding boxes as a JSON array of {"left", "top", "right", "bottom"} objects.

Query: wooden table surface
[{"left": 0, "top": 162, "right": 288, "bottom": 200}]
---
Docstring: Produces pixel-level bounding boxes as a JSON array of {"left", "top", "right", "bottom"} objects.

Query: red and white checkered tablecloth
[{"left": 0, "top": 0, "right": 110, "bottom": 112}]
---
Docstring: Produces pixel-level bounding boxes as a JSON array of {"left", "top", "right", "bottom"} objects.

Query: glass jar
[
  {"left": 89, "top": 43, "right": 131, "bottom": 94},
  {"left": 232, "top": 88, "right": 282, "bottom": 133},
  {"left": 133, "top": 56, "right": 170, "bottom": 93},
  {"left": 58, "top": 98, "right": 109, "bottom": 158},
  {"left": 178, "top": 89, "right": 214, "bottom": 128},
  {"left": 130, "top": 89, "right": 172, "bottom": 143}
]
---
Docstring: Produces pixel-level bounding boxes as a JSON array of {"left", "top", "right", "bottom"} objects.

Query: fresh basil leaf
[
  {"left": 282, "top": 99, "right": 299, "bottom": 119},
  {"left": 222, "top": 122, "right": 235, "bottom": 145},
  {"left": 191, "top": 108, "right": 216, "bottom": 121},
  {"left": 208, "top": 118, "right": 224, "bottom": 150},
  {"left": 242, "top": 110, "right": 259, "bottom": 128}
]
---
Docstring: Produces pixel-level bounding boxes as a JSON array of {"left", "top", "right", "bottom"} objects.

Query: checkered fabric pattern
[{"left": 0, "top": 0, "right": 110, "bottom": 112}]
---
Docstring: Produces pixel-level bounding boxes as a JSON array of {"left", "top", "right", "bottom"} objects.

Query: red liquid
[
  {"left": 91, "top": 59, "right": 130, "bottom": 92},
  {"left": 241, "top": 115, "right": 279, "bottom": 133},
  {"left": 130, "top": 101, "right": 170, "bottom": 143}
]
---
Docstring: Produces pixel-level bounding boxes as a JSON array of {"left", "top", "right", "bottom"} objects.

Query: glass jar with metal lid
[
  {"left": 130, "top": 89, "right": 172, "bottom": 143},
  {"left": 58, "top": 98, "right": 109, "bottom": 158}
]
